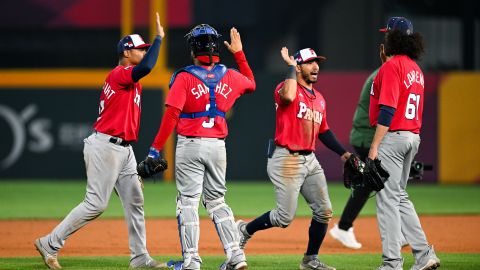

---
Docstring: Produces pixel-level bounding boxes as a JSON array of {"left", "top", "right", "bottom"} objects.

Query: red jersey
[
  {"left": 274, "top": 82, "right": 329, "bottom": 151},
  {"left": 166, "top": 66, "right": 255, "bottom": 138},
  {"left": 370, "top": 55, "right": 424, "bottom": 133},
  {"left": 93, "top": 65, "right": 142, "bottom": 141}
]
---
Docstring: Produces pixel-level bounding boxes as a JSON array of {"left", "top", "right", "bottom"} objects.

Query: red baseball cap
[
  {"left": 294, "top": 48, "right": 326, "bottom": 64},
  {"left": 117, "top": 34, "right": 151, "bottom": 54}
]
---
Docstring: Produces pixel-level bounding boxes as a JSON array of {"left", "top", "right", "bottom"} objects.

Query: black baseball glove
[
  {"left": 137, "top": 156, "right": 168, "bottom": 179},
  {"left": 343, "top": 154, "right": 366, "bottom": 189},
  {"left": 364, "top": 158, "right": 390, "bottom": 192}
]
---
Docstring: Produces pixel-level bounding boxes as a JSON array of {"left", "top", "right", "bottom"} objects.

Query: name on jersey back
[{"left": 191, "top": 82, "right": 232, "bottom": 99}]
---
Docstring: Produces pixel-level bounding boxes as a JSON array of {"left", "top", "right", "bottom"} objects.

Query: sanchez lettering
[{"left": 191, "top": 82, "right": 233, "bottom": 100}]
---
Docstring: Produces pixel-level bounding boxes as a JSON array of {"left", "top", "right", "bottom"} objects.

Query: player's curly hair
[{"left": 384, "top": 30, "right": 425, "bottom": 60}]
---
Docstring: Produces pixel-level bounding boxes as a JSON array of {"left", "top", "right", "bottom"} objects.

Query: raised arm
[
  {"left": 278, "top": 47, "right": 298, "bottom": 105},
  {"left": 224, "top": 27, "right": 255, "bottom": 85},
  {"left": 132, "top": 12, "right": 165, "bottom": 82}
]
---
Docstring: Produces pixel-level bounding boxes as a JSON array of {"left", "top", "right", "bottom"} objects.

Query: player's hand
[
  {"left": 368, "top": 147, "right": 379, "bottom": 160},
  {"left": 341, "top": 152, "right": 352, "bottom": 162},
  {"left": 155, "top": 12, "right": 165, "bottom": 38},
  {"left": 223, "top": 27, "right": 242, "bottom": 53},
  {"left": 281, "top": 47, "right": 297, "bottom": 66},
  {"left": 379, "top": 43, "right": 387, "bottom": 64}
]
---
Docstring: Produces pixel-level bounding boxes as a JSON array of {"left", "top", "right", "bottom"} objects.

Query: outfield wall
[{"left": 0, "top": 72, "right": 478, "bottom": 183}]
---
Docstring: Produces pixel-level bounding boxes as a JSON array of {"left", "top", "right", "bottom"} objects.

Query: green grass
[
  {"left": 0, "top": 181, "right": 479, "bottom": 269},
  {"left": 0, "top": 253, "right": 479, "bottom": 270},
  {"left": 0, "top": 181, "right": 479, "bottom": 219}
]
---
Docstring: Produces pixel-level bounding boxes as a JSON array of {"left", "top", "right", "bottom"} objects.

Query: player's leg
[
  {"left": 299, "top": 156, "right": 335, "bottom": 270},
  {"left": 36, "top": 134, "right": 122, "bottom": 256},
  {"left": 397, "top": 133, "right": 440, "bottom": 269},
  {"left": 330, "top": 146, "right": 371, "bottom": 249},
  {"left": 116, "top": 146, "right": 166, "bottom": 268},
  {"left": 238, "top": 147, "right": 305, "bottom": 251},
  {"left": 267, "top": 147, "right": 306, "bottom": 228},
  {"left": 202, "top": 138, "right": 246, "bottom": 269},
  {"left": 375, "top": 132, "right": 408, "bottom": 269},
  {"left": 174, "top": 136, "right": 206, "bottom": 270}
]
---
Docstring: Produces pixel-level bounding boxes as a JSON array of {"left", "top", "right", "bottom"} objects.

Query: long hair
[{"left": 384, "top": 30, "right": 425, "bottom": 60}]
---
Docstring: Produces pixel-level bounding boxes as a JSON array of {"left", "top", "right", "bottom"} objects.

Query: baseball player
[
  {"left": 236, "top": 47, "right": 351, "bottom": 270},
  {"left": 139, "top": 25, "right": 255, "bottom": 270},
  {"left": 330, "top": 66, "right": 409, "bottom": 250},
  {"left": 34, "top": 13, "right": 167, "bottom": 270},
  {"left": 368, "top": 17, "right": 440, "bottom": 270},
  {"left": 328, "top": 68, "right": 379, "bottom": 249}
]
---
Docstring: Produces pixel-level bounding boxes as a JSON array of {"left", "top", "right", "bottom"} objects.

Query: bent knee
[
  {"left": 272, "top": 210, "right": 294, "bottom": 228},
  {"left": 84, "top": 200, "right": 108, "bottom": 214},
  {"left": 313, "top": 209, "right": 333, "bottom": 223}
]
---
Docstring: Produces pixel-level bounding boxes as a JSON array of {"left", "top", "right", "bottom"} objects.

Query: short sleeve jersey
[
  {"left": 93, "top": 65, "right": 142, "bottom": 141},
  {"left": 274, "top": 82, "right": 329, "bottom": 151},
  {"left": 166, "top": 66, "right": 255, "bottom": 138},
  {"left": 370, "top": 55, "right": 424, "bottom": 133}
]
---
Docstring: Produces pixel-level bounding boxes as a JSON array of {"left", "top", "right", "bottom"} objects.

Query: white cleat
[{"left": 329, "top": 224, "right": 362, "bottom": 249}]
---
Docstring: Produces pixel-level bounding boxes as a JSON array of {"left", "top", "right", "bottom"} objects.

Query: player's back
[
  {"left": 166, "top": 66, "right": 255, "bottom": 138},
  {"left": 388, "top": 55, "right": 424, "bottom": 133}
]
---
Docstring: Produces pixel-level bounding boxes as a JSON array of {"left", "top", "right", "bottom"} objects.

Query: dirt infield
[{"left": 1, "top": 216, "right": 479, "bottom": 257}]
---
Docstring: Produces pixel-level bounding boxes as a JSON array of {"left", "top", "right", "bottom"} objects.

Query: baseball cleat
[
  {"left": 167, "top": 260, "right": 184, "bottom": 270},
  {"left": 219, "top": 261, "right": 248, "bottom": 270},
  {"left": 410, "top": 246, "right": 440, "bottom": 270},
  {"left": 236, "top": 220, "right": 251, "bottom": 249},
  {"left": 300, "top": 255, "right": 335, "bottom": 270},
  {"left": 129, "top": 255, "right": 169, "bottom": 268},
  {"left": 34, "top": 238, "right": 62, "bottom": 269},
  {"left": 329, "top": 224, "right": 362, "bottom": 249}
]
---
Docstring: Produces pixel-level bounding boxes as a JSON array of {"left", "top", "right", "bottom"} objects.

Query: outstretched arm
[
  {"left": 224, "top": 27, "right": 255, "bottom": 85},
  {"left": 318, "top": 129, "right": 351, "bottom": 162},
  {"left": 278, "top": 47, "right": 298, "bottom": 105},
  {"left": 150, "top": 106, "right": 181, "bottom": 152},
  {"left": 132, "top": 12, "right": 165, "bottom": 82}
]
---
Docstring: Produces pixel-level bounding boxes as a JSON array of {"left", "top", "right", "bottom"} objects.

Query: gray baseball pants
[
  {"left": 38, "top": 132, "right": 151, "bottom": 263},
  {"left": 174, "top": 135, "right": 245, "bottom": 270},
  {"left": 267, "top": 146, "right": 333, "bottom": 227},
  {"left": 376, "top": 131, "right": 431, "bottom": 269}
]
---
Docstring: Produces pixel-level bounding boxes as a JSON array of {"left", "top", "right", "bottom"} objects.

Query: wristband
[{"left": 285, "top": 65, "right": 296, "bottom": 80}]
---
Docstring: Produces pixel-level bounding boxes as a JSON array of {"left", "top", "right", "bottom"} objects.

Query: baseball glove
[
  {"left": 343, "top": 154, "right": 366, "bottom": 189},
  {"left": 137, "top": 156, "right": 168, "bottom": 178},
  {"left": 364, "top": 158, "right": 390, "bottom": 192}
]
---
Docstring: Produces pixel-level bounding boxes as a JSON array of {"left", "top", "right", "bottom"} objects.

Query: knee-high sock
[
  {"left": 246, "top": 211, "right": 273, "bottom": 235},
  {"left": 306, "top": 219, "right": 328, "bottom": 256}
]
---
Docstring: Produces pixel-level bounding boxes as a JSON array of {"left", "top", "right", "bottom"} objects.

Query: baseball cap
[
  {"left": 293, "top": 48, "right": 326, "bottom": 64},
  {"left": 379, "top": 17, "right": 414, "bottom": 35},
  {"left": 117, "top": 34, "right": 151, "bottom": 54}
]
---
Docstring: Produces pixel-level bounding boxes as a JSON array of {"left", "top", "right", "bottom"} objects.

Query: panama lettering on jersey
[
  {"left": 274, "top": 82, "right": 329, "bottom": 151},
  {"left": 369, "top": 55, "right": 424, "bottom": 133},
  {"left": 166, "top": 66, "right": 255, "bottom": 138},
  {"left": 93, "top": 65, "right": 142, "bottom": 141},
  {"left": 297, "top": 101, "right": 323, "bottom": 124}
]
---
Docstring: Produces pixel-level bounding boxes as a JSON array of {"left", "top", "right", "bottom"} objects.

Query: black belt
[
  {"left": 186, "top": 136, "right": 225, "bottom": 140},
  {"left": 288, "top": 149, "right": 313, "bottom": 155},
  {"left": 109, "top": 137, "right": 131, "bottom": 146}
]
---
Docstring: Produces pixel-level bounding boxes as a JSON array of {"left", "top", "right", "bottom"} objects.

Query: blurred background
[{"left": 0, "top": 0, "right": 479, "bottom": 184}]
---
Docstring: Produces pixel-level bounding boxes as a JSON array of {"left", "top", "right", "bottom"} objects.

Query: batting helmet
[{"left": 185, "top": 24, "right": 221, "bottom": 63}]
